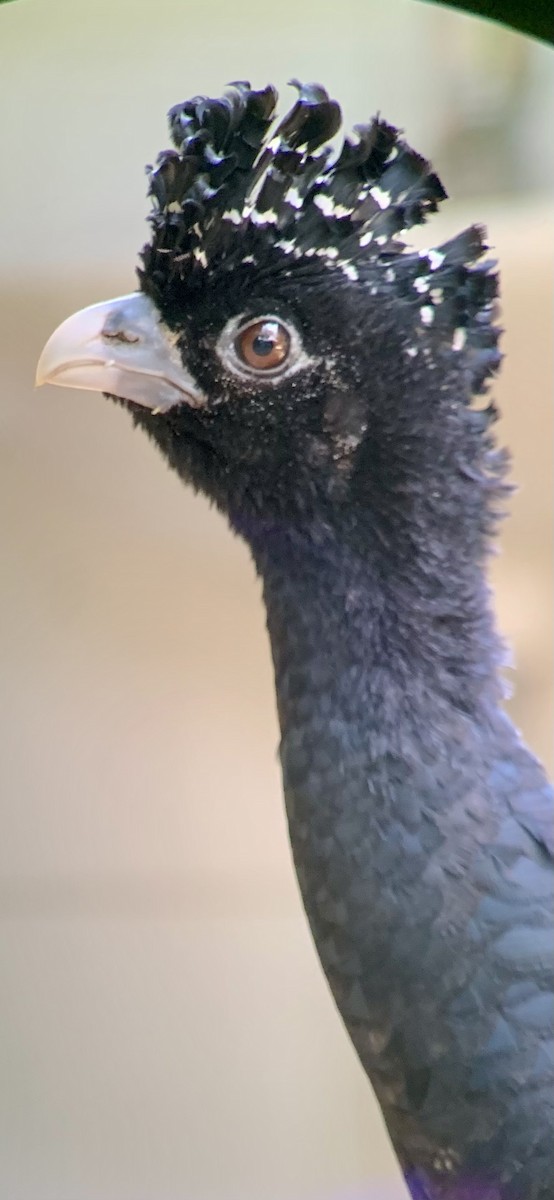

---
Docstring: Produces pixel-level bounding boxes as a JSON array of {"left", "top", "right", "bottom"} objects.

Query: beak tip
[{"left": 36, "top": 342, "right": 55, "bottom": 388}]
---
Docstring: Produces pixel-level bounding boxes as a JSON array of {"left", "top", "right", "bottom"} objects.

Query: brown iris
[{"left": 236, "top": 319, "right": 290, "bottom": 371}]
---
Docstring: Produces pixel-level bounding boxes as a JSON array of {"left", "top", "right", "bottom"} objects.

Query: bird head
[{"left": 37, "top": 81, "right": 502, "bottom": 548}]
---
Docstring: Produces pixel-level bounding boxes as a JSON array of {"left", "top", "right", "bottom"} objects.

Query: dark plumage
[{"left": 37, "top": 82, "right": 553, "bottom": 1200}]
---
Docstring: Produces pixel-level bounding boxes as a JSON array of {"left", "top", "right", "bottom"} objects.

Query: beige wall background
[{"left": 0, "top": 3, "right": 552, "bottom": 1199}]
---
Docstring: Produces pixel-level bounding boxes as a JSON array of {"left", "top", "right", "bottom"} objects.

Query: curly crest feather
[{"left": 139, "top": 80, "right": 501, "bottom": 396}]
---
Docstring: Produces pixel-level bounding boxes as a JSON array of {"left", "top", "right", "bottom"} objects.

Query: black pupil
[{"left": 252, "top": 330, "right": 277, "bottom": 357}]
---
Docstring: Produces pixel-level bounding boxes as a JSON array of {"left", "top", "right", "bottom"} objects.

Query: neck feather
[{"left": 247, "top": 517, "right": 505, "bottom": 751}]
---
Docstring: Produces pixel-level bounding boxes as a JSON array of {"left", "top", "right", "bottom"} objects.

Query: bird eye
[
  {"left": 216, "top": 312, "right": 311, "bottom": 383},
  {"left": 235, "top": 319, "right": 291, "bottom": 372}
]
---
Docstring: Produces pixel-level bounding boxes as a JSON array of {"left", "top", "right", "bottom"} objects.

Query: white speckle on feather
[
  {"left": 316, "top": 246, "right": 340, "bottom": 259},
  {"left": 285, "top": 186, "right": 303, "bottom": 209},
  {"left": 241, "top": 254, "right": 256, "bottom": 265},
  {"left": 432, "top": 1150, "right": 458, "bottom": 1173},
  {"left": 193, "top": 247, "right": 208, "bottom": 268},
  {"left": 223, "top": 209, "right": 242, "bottom": 225},
  {"left": 265, "top": 134, "right": 282, "bottom": 155},
  {"left": 166, "top": 201, "right": 182, "bottom": 214},
  {"left": 414, "top": 276, "right": 430, "bottom": 294},
  {"left": 314, "top": 194, "right": 353, "bottom": 219},
  {"left": 405, "top": 346, "right": 418, "bottom": 358},
  {"left": 452, "top": 327, "right": 467, "bottom": 351},
  {"left": 359, "top": 231, "right": 373, "bottom": 248},
  {"left": 339, "top": 261, "right": 359, "bottom": 281},
  {"left": 370, "top": 185, "right": 391, "bottom": 210},
  {"left": 430, "top": 287, "right": 444, "bottom": 303},
  {"left": 420, "top": 305, "right": 434, "bottom": 326},
  {"left": 314, "top": 193, "right": 336, "bottom": 217},
  {"left": 427, "top": 249, "right": 445, "bottom": 271},
  {"left": 250, "top": 208, "right": 278, "bottom": 226},
  {"left": 275, "top": 239, "right": 297, "bottom": 256}
]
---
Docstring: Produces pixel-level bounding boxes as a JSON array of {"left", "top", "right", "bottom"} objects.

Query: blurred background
[{"left": 0, "top": 2, "right": 552, "bottom": 1198}]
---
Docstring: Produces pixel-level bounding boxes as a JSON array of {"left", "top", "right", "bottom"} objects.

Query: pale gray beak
[{"left": 36, "top": 292, "right": 206, "bottom": 413}]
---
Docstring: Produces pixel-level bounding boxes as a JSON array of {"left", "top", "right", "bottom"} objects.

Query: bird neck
[
  {"left": 246, "top": 515, "right": 510, "bottom": 1185},
  {"left": 247, "top": 516, "right": 504, "bottom": 756}
]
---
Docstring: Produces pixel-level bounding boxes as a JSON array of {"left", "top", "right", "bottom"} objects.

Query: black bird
[{"left": 37, "top": 82, "right": 553, "bottom": 1200}]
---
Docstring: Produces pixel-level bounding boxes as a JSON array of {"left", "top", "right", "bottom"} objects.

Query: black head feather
[
  {"left": 139, "top": 81, "right": 500, "bottom": 398},
  {"left": 128, "top": 79, "right": 509, "bottom": 576}
]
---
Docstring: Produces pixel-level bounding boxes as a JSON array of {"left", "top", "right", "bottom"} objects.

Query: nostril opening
[{"left": 102, "top": 329, "right": 140, "bottom": 344}]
